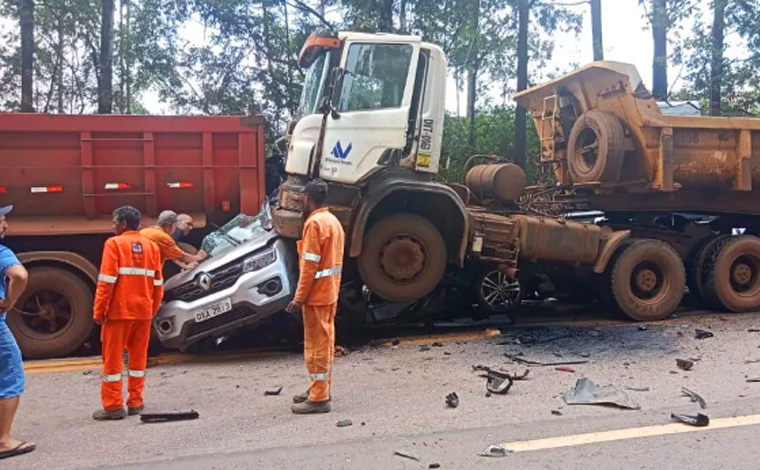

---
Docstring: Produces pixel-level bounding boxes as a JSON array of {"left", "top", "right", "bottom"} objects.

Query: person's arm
[
  {"left": 152, "top": 251, "right": 164, "bottom": 315},
  {"left": 93, "top": 238, "right": 119, "bottom": 325},
  {"left": 287, "top": 221, "right": 321, "bottom": 312},
  {"left": 0, "top": 265, "right": 28, "bottom": 313}
]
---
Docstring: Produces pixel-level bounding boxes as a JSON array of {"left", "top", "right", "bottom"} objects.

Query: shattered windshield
[
  {"left": 297, "top": 51, "right": 330, "bottom": 117},
  {"left": 201, "top": 200, "right": 273, "bottom": 257}
]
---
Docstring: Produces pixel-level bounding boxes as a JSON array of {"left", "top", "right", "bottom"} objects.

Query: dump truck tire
[
  {"left": 702, "top": 236, "right": 760, "bottom": 312},
  {"left": 686, "top": 235, "right": 730, "bottom": 307},
  {"left": 567, "top": 110, "right": 625, "bottom": 184},
  {"left": 607, "top": 239, "right": 685, "bottom": 321},
  {"left": 359, "top": 213, "right": 446, "bottom": 303},
  {"left": 6, "top": 267, "right": 94, "bottom": 359}
]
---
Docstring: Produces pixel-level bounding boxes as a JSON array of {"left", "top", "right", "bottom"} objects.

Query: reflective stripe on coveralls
[
  {"left": 314, "top": 267, "right": 341, "bottom": 279},
  {"left": 302, "top": 252, "right": 321, "bottom": 262},
  {"left": 128, "top": 370, "right": 146, "bottom": 378},
  {"left": 101, "top": 373, "right": 122, "bottom": 382}
]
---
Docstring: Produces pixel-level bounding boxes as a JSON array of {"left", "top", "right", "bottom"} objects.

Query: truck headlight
[{"left": 242, "top": 249, "right": 276, "bottom": 273}]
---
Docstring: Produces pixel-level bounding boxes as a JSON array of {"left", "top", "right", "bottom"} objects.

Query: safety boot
[
  {"left": 293, "top": 389, "right": 331, "bottom": 404},
  {"left": 92, "top": 408, "right": 127, "bottom": 421},
  {"left": 291, "top": 400, "right": 331, "bottom": 414},
  {"left": 127, "top": 405, "right": 144, "bottom": 416}
]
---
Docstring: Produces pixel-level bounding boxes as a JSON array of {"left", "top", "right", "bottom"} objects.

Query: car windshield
[
  {"left": 201, "top": 200, "right": 273, "bottom": 256},
  {"left": 297, "top": 50, "right": 331, "bottom": 117}
]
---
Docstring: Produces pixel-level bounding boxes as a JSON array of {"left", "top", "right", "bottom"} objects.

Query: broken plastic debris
[
  {"left": 671, "top": 412, "right": 709, "bottom": 427},
  {"left": 681, "top": 387, "right": 706, "bottom": 409},
  {"left": 429, "top": 464, "right": 441, "bottom": 469},
  {"left": 479, "top": 445, "right": 511, "bottom": 457},
  {"left": 555, "top": 366, "right": 575, "bottom": 373},
  {"left": 264, "top": 386, "right": 283, "bottom": 396},
  {"left": 563, "top": 378, "right": 640, "bottom": 410},
  {"left": 445, "top": 392, "right": 459, "bottom": 408},
  {"left": 394, "top": 451, "right": 420, "bottom": 461},
  {"left": 486, "top": 371, "right": 514, "bottom": 395},
  {"left": 336, "top": 419, "right": 353, "bottom": 428},
  {"left": 676, "top": 359, "right": 694, "bottom": 371},
  {"left": 695, "top": 329, "right": 714, "bottom": 340},
  {"left": 551, "top": 410, "right": 562, "bottom": 416},
  {"left": 140, "top": 410, "right": 199, "bottom": 423}
]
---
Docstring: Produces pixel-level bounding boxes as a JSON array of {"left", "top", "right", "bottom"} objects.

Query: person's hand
[
  {"left": 0, "top": 298, "right": 13, "bottom": 314},
  {"left": 184, "top": 261, "right": 199, "bottom": 270},
  {"left": 94, "top": 317, "right": 104, "bottom": 326},
  {"left": 286, "top": 300, "right": 302, "bottom": 314},
  {"left": 197, "top": 250, "right": 208, "bottom": 260}
]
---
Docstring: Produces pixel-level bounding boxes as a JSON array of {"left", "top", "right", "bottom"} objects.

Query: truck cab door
[{"left": 319, "top": 38, "right": 421, "bottom": 184}]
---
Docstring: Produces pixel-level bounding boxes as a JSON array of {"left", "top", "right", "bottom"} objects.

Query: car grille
[
  {"left": 169, "top": 262, "right": 243, "bottom": 303},
  {"left": 186, "top": 307, "right": 253, "bottom": 339}
]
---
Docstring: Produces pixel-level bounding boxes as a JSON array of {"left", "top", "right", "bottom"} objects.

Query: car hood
[{"left": 164, "top": 230, "right": 281, "bottom": 291}]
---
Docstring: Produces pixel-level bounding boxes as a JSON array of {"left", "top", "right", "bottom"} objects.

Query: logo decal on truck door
[{"left": 331, "top": 141, "right": 352, "bottom": 160}]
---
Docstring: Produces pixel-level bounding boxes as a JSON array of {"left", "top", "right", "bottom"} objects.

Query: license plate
[{"left": 194, "top": 298, "right": 232, "bottom": 323}]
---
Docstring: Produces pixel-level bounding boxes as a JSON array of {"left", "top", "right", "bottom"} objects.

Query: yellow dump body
[{"left": 515, "top": 62, "right": 760, "bottom": 197}]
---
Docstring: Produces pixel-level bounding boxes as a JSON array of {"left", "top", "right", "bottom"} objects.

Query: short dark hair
[
  {"left": 113, "top": 206, "right": 141, "bottom": 230},
  {"left": 303, "top": 179, "right": 328, "bottom": 206}
]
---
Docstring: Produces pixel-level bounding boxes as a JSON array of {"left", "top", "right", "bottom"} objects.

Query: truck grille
[{"left": 169, "top": 262, "right": 243, "bottom": 302}]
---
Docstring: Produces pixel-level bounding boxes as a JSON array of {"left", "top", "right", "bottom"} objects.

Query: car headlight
[{"left": 242, "top": 249, "right": 276, "bottom": 273}]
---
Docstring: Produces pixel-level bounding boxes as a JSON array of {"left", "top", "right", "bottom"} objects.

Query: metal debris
[
  {"left": 336, "top": 419, "right": 353, "bottom": 428},
  {"left": 676, "top": 359, "right": 694, "bottom": 371},
  {"left": 485, "top": 370, "right": 514, "bottom": 395},
  {"left": 394, "top": 451, "right": 420, "bottom": 462},
  {"left": 681, "top": 387, "right": 707, "bottom": 409},
  {"left": 429, "top": 464, "right": 441, "bottom": 469},
  {"left": 671, "top": 412, "right": 709, "bottom": 427},
  {"left": 445, "top": 392, "right": 459, "bottom": 408},
  {"left": 746, "top": 378, "right": 760, "bottom": 383},
  {"left": 479, "top": 445, "right": 510, "bottom": 457},
  {"left": 264, "top": 386, "right": 283, "bottom": 396},
  {"left": 505, "top": 353, "right": 588, "bottom": 367},
  {"left": 563, "top": 378, "right": 640, "bottom": 410},
  {"left": 551, "top": 410, "right": 563, "bottom": 416},
  {"left": 695, "top": 329, "right": 714, "bottom": 340},
  {"left": 140, "top": 410, "right": 199, "bottom": 423}
]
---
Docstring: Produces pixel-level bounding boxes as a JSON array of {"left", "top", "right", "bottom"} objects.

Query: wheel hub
[
  {"left": 379, "top": 236, "right": 425, "bottom": 282},
  {"left": 732, "top": 262, "right": 753, "bottom": 286},
  {"left": 635, "top": 269, "right": 658, "bottom": 292}
]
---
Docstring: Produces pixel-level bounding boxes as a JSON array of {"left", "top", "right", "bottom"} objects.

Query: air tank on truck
[
  {"left": 0, "top": 113, "right": 266, "bottom": 358},
  {"left": 273, "top": 31, "right": 690, "bottom": 322}
]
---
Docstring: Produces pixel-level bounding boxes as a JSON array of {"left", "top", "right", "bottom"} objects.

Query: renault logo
[{"left": 197, "top": 273, "right": 212, "bottom": 291}]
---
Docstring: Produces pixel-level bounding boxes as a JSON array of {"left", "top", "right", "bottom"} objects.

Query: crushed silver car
[{"left": 154, "top": 200, "right": 297, "bottom": 351}]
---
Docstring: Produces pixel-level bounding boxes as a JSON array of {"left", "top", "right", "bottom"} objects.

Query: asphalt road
[{"left": 13, "top": 308, "right": 760, "bottom": 469}]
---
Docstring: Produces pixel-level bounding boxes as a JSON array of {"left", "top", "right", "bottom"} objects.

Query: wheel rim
[
  {"left": 630, "top": 261, "right": 670, "bottom": 304},
  {"left": 729, "top": 254, "right": 760, "bottom": 296},
  {"left": 378, "top": 234, "right": 427, "bottom": 283},
  {"left": 574, "top": 127, "right": 600, "bottom": 174},
  {"left": 480, "top": 270, "right": 521, "bottom": 309},
  {"left": 16, "top": 289, "right": 73, "bottom": 338}
]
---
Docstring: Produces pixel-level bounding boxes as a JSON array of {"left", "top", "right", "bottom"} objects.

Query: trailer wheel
[
  {"left": 606, "top": 240, "right": 685, "bottom": 321},
  {"left": 475, "top": 268, "right": 524, "bottom": 313},
  {"left": 6, "top": 267, "right": 94, "bottom": 359},
  {"left": 567, "top": 110, "right": 625, "bottom": 184},
  {"left": 702, "top": 236, "right": 760, "bottom": 312},
  {"left": 359, "top": 213, "right": 446, "bottom": 303},
  {"left": 686, "top": 235, "right": 730, "bottom": 307}
]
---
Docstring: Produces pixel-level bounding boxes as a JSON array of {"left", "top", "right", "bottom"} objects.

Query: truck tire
[
  {"left": 6, "top": 267, "right": 94, "bottom": 359},
  {"left": 567, "top": 110, "right": 625, "bottom": 184},
  {"left": 606, "top": 240, "right": 685, "bottom": 321},
  {"left": 686, "top": 235, "right": 730, "bottom": 307},
  {"left": 702, "top": 236, "right": 760, "bottom": 312},
  {"left": 475, "top": 267, "right": 524, "bottom": 313},
  {"left": 358, "top": 213, "right": 446, "bottom": 303}
]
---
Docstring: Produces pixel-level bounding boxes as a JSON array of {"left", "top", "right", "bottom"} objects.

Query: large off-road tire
[
  {"left": 685, "top": 235, "right": 730, "bottom": 307},
  {"left": 358, "top": 213, "right": 446, "bottom": 303},
  {"left": 702, "top": 236, "right": 760, "bottom": 312},
  {"left": 6, "top": 267, "right": 94, "bottom": 359},
  {"left": 475, "top": 267, "right": 525, "bottom": 313},
  {"left": 605, "top": 239, "right": 685, "bottom": 321},
  {"left": 567, "top": 110, "right": 625, "bottom": 184}
]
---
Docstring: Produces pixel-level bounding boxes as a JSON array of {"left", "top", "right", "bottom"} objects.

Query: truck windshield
[
  {"left": 298, "top": 51, "right": 331, "bottom": 117},
  {"left": 201, "top": 200, "right": 273, "bottom": 256}
]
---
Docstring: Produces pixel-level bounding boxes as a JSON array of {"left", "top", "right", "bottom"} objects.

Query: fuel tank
[
  {"left": 511, "top": 215, "right": 604, "bottom": 264},
  {"left": 465, "top": 163, "right": 527, "bottom": 202}
]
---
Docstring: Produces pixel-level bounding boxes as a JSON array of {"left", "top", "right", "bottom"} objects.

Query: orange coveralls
[
  {"left": 94, "top": 231, "right": 163, "bottom": 411},
  {"left": 295, "top": 207, "right": 345, "bottom": 403}
]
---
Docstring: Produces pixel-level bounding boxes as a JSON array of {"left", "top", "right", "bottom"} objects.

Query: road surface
[{"left": 12, "top": 308, "right": 760, "bottom": 469}]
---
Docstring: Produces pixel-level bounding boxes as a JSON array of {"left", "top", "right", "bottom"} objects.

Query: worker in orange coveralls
[
  {"left": 92, "top": 206, "right": 163, "bottom": 421},
  {"left": 286, "top": 179, "right": 345, "bottom": 414}
]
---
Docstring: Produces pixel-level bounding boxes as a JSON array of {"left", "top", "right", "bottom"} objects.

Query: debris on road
[
  {"left": 432, "top": 342, "right": 444, "bottom": 347},
  {"left": 551, "top": 410, "right": 562, "bottom": 416},
  {"left": 264, "top": 386, "right": 283, "bottom": 396},
  {"left": 671, "top": 412, "right": 709, "bottom": 427},
  {"left": 140, "top": 410, "right": 200, "bottom": 423},
  {"left": 335, "top": 345, "right": 348, "bottom": 357},
  {"left": 445, "top": 392, "right": 459, "bottom": 408},
  {"left": 563, "top": 378, "right": 641, "bottom": 410},
  {"left": 336, "top": 419, "right": 353, "bottom": 428},
  {"left": 485, "top": 328, "right": 501, "bottom": 337},
  {"left": 676, "top": 359, "right": 694, "bottom": 371},
  {"left": 745, "top": 359, "right": 760, "bottom": 364},
  {"left": 429, "top": 464, "right": 441, "bottom": 469},
  {"left": 484, "top": 370, "right": 514, "bottom": 395},
  {"left": 505, "top": 353, "right": 588, "bottom": 367},
  {"left": 626, "top": 386, "right": 651, "bottom": 392},
  {"left": 746, "top": 378, "right": 760, "bottom": 383},
  {"left": 391, "top": 339, "right": 401, "bottom": 346},
  {"left": 479, "top": 445, "right": 510, "bottom": 458},
  {"left": 82, "top": 370, "right": 94, "bottom": 376},
  {"left": 420, "top": 345, "right": 431, "bottom": 352},
  {"left": 749, "top": 329, "right": 760, "bottom": 333},
  {"left": 555, "top": 366, "right": 575, "bottom": 373},
  {"left": 394, "top": 451, "right": 421, "bottom": 462},
  {"left": 638, "top": 326, "right": 648, "bottom": 331},
  {"left": 681, "top": 387, "right": 707, "bottom": 409},
  {"left": 695, "top": 329, "right": 714, "bottom": 340}
]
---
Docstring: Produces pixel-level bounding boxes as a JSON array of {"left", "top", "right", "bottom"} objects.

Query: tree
[
  {"left": 650, "top": 0, "right": 667, "bottom": 99},
  {"left": 590, "top": 0, "right": 602, "bottom": 61},
  {"left": 709, "top": 0, "right": 726, "bottom": 115},
  {"left": 20, "top": 0, "right": 34, "bottom": 112},
  {"left": 514, "top": 0, "right": 528, "bottom": 169},
  {"left": 98, "top": 0, "right": 114, "bottom": 113}
]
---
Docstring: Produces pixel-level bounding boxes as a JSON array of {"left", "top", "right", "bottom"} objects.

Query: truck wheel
[
  {"left": 567, "top": 110, "right": 625, "bottom": 184},
  {"left": 606, "top": 240, "right": 685, "bottom": 321},
  {"left": 6, "top": 267, "right": 94, "bottom": 359},
  {"left": 359, "top": 213, "right": 446, "bottom": 303},
  {"left": 475, "top": 268, "right": 524, "bottom": 313},
  {"left": 702, "top": 236, "right": 760, "bottom": 312},
  {"left": 686, "top": 235, "right": 730, "bottom": 307}
]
